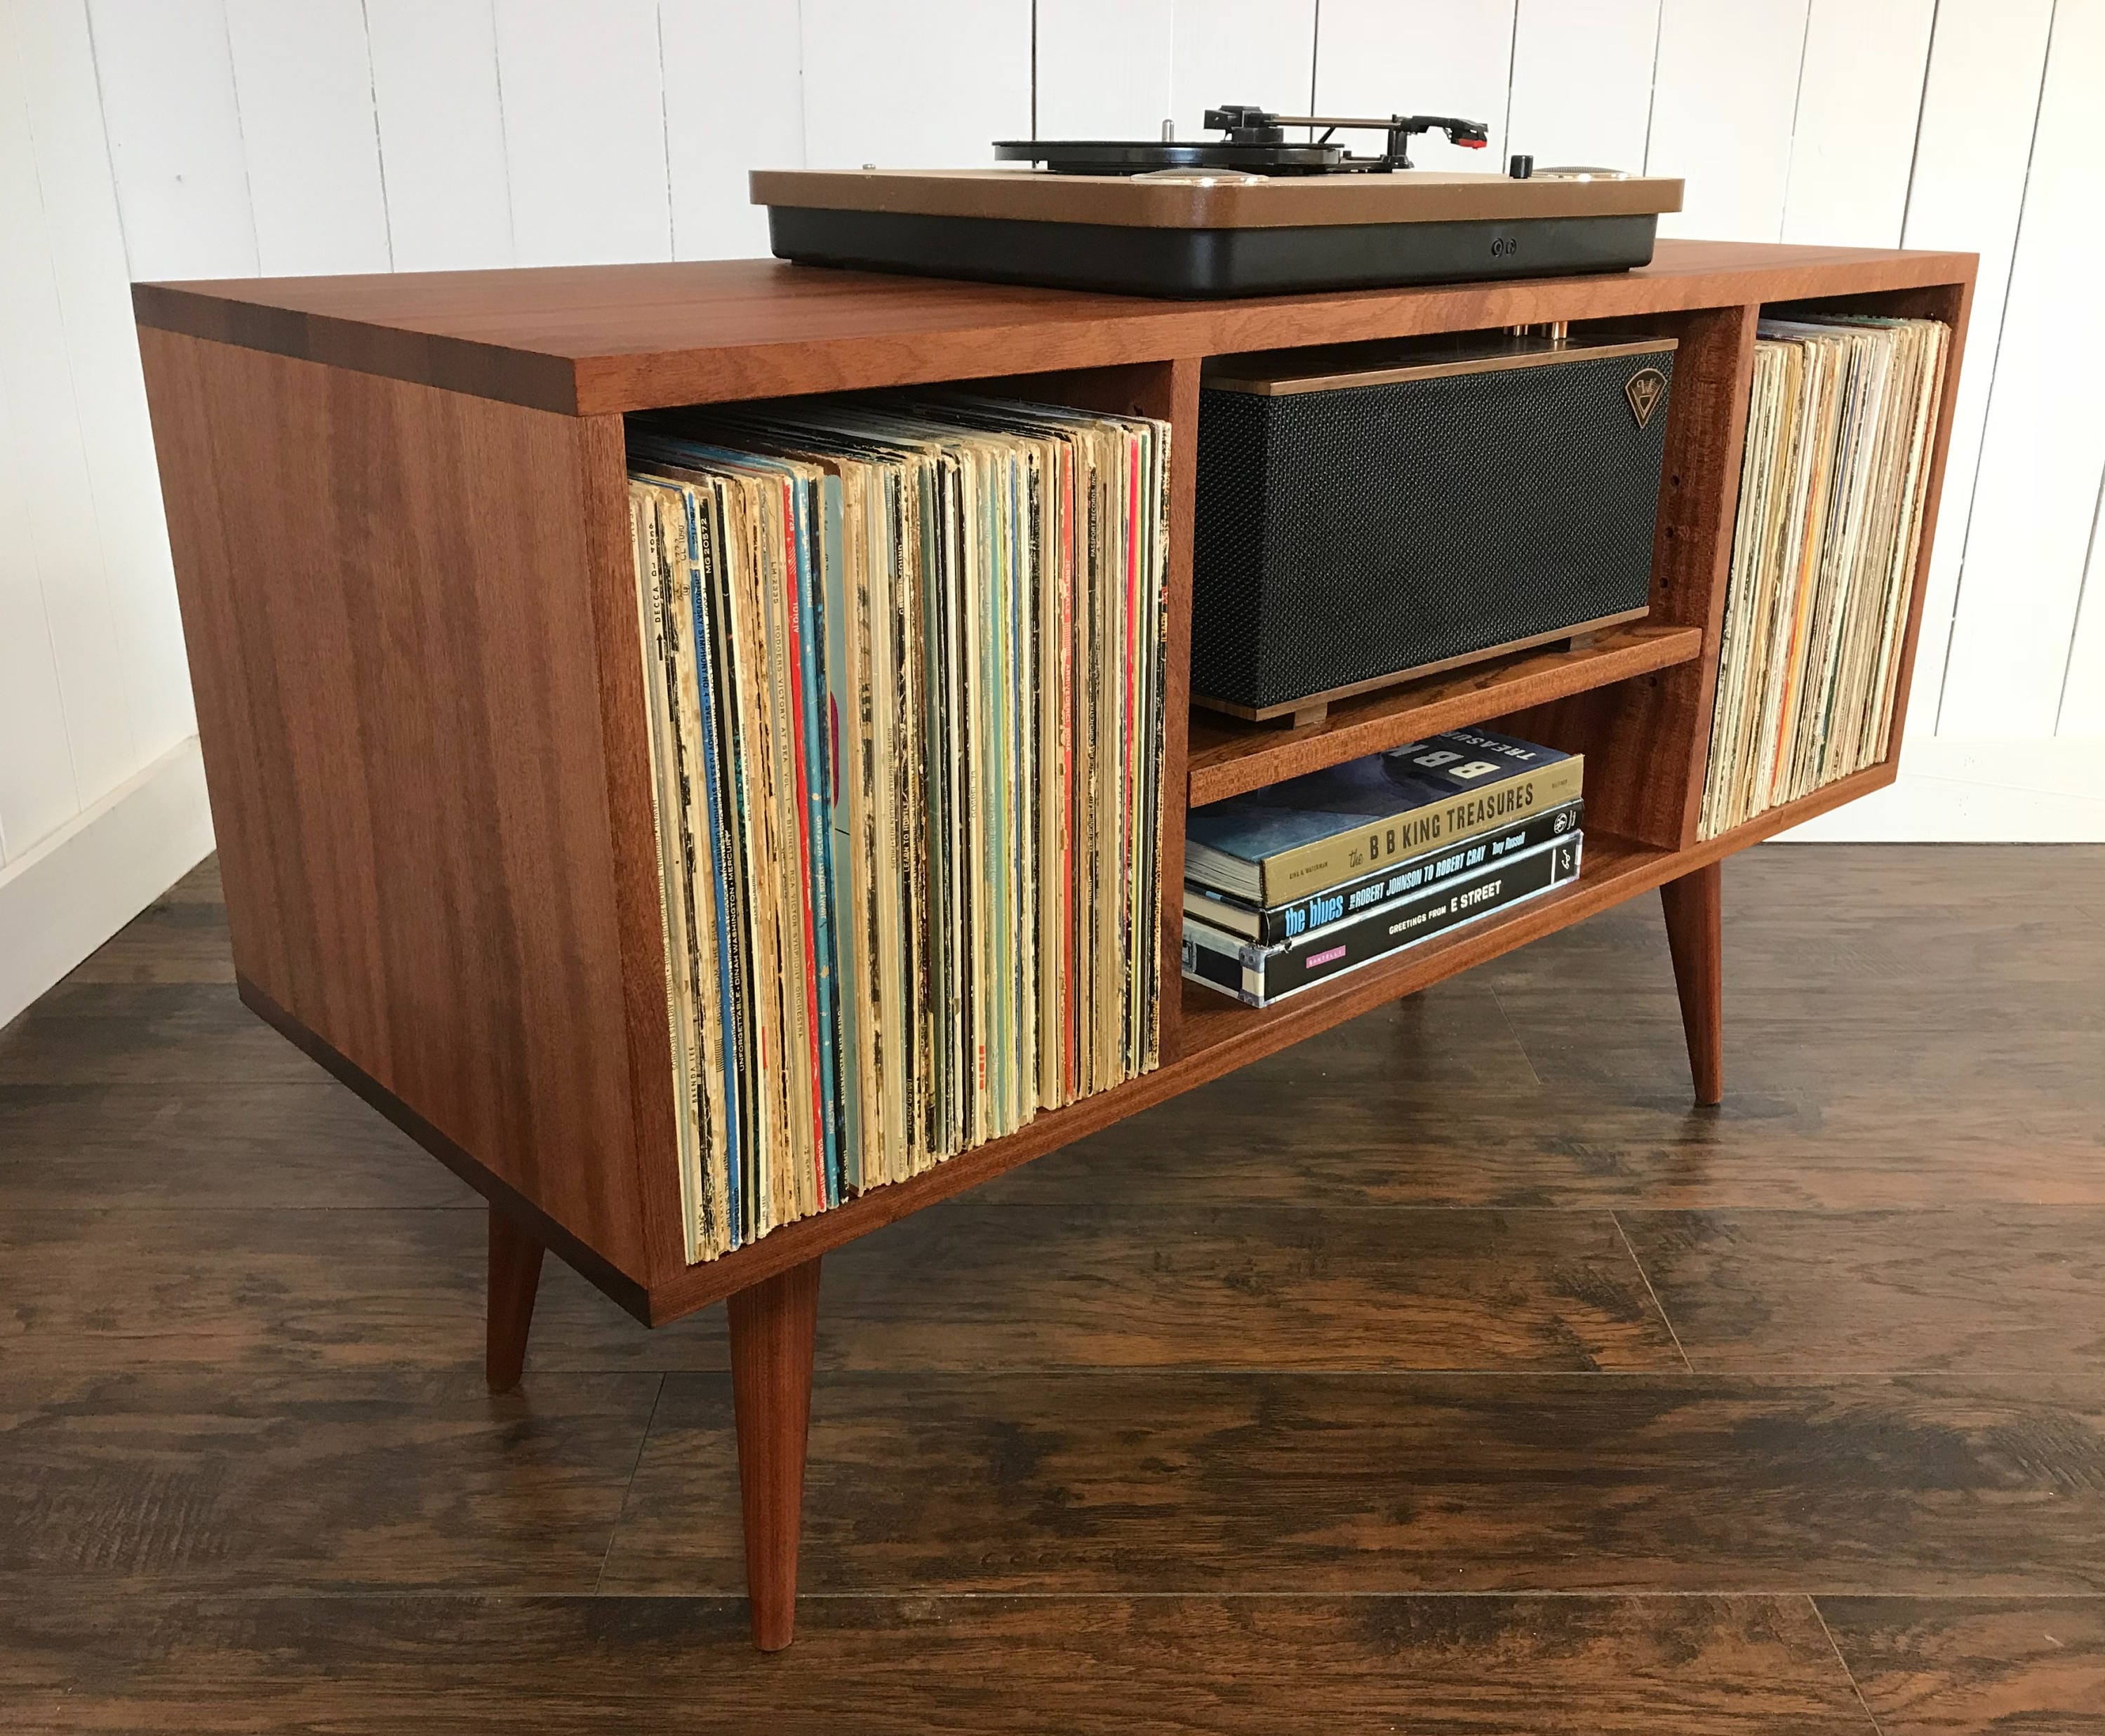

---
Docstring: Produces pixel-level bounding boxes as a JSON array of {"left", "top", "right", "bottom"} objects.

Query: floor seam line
[
  {"left": 594, "top": 1371, "right": 664, "bottom": 1596},
  {"left": 1611, "top": 1208, "right": 1694, "bottom": 1373},
  {"left": 1811, "top": 1594, "right": 1890, "bottom": 1736}
]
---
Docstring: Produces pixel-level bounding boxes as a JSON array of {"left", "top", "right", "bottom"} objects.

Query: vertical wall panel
[
  {"left": 1648, "top": 0, "right": 1809, "bottom": 241},
  {"left": 1780, "top": 0, "right": 1935, "bottom": 246},
  {"left": 0, "top": 361, "right": 79, "bottom": 863},
  {"left": 1937, "top": 0, "right": 2105, "bottom": 737},
  {"left": 799, "top": 0, "right": 1029, "bottom": 171},
  {"left": 2057, "top": 490, "right": 2105, "bottom": 735},
  {"left": 1168, "top": 0, "right": 1314, "bottom": 138},
  {"left": 662, "top": 0, "right": 804, "bottom": 261},
  {"left": 1038, "top": 0, "right": 1175, "bottom": 141},
  {"left": 86, "top": 0, "right": 258, "bottom": 281},
  {"left": 222, "top": 0, "right": 392, "bottom": 275},
  {"left": 3, "top": 0, "right": 2101, "bottom": 893},
  {"left": 7, "top": 0, "right": 193, "bottom": 763},
  {"left": 366, "top": 0, "right": 516, "bottom": 272},
  {"left": 1507, "top": 0, "right": 1659, "bottom": 174},
  {"left": 1895, "top": 0, "right": 2054, "bottom": 744},
  {"left": 0, "top": 35, "right": 136, "bottom": 812},
  {"left": 1315, "top": 0, "right": 1516, "bottom": 173},
  {"left": 492, "top": 0, "right": 671, "bottom": 267}
]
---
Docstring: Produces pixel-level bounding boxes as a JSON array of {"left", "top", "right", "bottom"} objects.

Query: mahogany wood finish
[
  {"left": 133, "top": 240, "right": 1973, "bottom": 415},
  {"left": 135, "top": 330, "right": 660, "bottom": 1287},
  {"left": 727, "top": 1255, "right": 822, "bottom": 1650},
  {"left": 1187, "top": 623, "right": 1704, "bottom": 806},
  {"left": 132, "top": 239, "right": 1976, "bottom": 1651},
  {"left": 485, "top": 1208, "right": 544, "bottom": 1394},
  {"left": 1660, "top": 862, "right": 1725, "bottom": 1107}
]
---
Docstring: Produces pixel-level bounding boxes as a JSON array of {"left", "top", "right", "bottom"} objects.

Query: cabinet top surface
[{"left": 134, "top": 239, "right": 1975, "bottom": 418}]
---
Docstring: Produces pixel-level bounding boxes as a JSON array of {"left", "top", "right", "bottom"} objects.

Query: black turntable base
[{"left": 751, "top": 106, "right": 1683, "bottom": 299}]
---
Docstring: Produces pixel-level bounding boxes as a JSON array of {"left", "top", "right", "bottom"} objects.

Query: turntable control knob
[{"left": 1509, "top": 153, "right": 1534, "bottom": 180}]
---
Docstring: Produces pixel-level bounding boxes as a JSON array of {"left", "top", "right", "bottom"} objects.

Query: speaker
[{"left": 1191, "top": 333, "right": 1675, "bottom": 719}]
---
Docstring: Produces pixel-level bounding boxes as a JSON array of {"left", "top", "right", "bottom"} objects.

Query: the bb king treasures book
[
  {"left": 1187, "top": 798, "right": 1582, "bottom": 943},
  {"left": 1184, "top": 727, "right": 1584, "bottom": 906}
]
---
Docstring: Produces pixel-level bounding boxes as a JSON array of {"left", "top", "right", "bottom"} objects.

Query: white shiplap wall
[{"left": 3, "top": 0, "right": 2102, "bottom": 1024}]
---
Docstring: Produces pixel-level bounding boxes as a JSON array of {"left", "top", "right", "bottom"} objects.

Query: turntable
[{"left": 751, "top": 105, "right": 1682, "bottom": 299}]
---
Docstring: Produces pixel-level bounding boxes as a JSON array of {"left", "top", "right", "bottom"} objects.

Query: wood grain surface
[
  {"left": 138, "top": 328, "right": 660, "bottom": 1285},
  {"left": 727, "top": 1257, "right": 821, "bottom": 1648},
  {"left": 1817, "top": 1596, "right": 2105, "bottom": 1736},
  {"left": 600, "top": 1369, "right": 2105, "bottom": 1597},
  {"left": 1661, "top": 861, "right": 1725, "bottom": 1104},
  {"left": 0, "top": 1593, "right": 1867, "bottom": 1735},
  {"left": 1186, "top": 624, "right": 1704, "bottom": 806},
  {"left": 131, "top": 241, "right": 1976, "bottom": 415},
  {"left": 1617, "top": 1208, "right": 2105, "bottom": 1373},
  {"left": 4, "top": 843, "right": 2102, "bottom": 1728}
]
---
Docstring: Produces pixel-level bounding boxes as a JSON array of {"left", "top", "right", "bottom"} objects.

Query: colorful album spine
[
  {"left": 675, "top": 483, "right": 744, "bottom": 1252},
  {"left": 628, "top": 490, "right": 703, "bottom": 1255},
  {"left": 815, "top": 471, "right": 862, "bottom": 1196}
]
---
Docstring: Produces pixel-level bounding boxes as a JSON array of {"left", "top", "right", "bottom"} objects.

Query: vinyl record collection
[
  {"left": 1699, "top": 314, "right": 1949, "bottom": 838},
  {"left": 628, "top": 396, "right": 1172, "bottom": 1262}
]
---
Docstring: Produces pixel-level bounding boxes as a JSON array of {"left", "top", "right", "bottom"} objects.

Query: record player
[{"left": 751, "top": 105, "right": 1682, "bottom": 298}]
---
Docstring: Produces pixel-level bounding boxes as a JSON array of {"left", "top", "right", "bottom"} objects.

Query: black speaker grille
[{"left": 1192, "top": 349, "right": 1672, "bottom": 710}]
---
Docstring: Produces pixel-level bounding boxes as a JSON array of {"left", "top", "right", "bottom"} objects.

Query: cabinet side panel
[{"left": 138, "top": 327, "right": 653, "bottom": 1278}]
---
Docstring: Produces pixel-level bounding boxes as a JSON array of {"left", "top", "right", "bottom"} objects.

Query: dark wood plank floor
[{"left": 3, "top": 845, "right": 2100, "bottom": 1733}]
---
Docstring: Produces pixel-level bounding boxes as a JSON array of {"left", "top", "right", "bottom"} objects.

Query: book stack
[
  {"left": 1182, "top": 728, "right": 1585, "bottom": 1008},
  {"left": 1699, "top": 314, "right": 1949, "bottom": 838},
  {"left": 627, "top": 396, "right": 1172, "bottom": 1262}
]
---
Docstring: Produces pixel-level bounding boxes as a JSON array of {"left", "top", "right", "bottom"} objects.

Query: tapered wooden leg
[
  {"left": 486, "top": 1207, "right": 544, "bottom": 1394},
  {"left": 1660, "top": 860, "right": 1724, "bottom": 1107},
  {"left": 727, "top": 1255, "right": 822, "bottom": 1652}
]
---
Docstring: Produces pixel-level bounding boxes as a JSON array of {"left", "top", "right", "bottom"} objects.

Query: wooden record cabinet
[{"left": 133, "top": 238, "right": 1974, "bottom": 1649}]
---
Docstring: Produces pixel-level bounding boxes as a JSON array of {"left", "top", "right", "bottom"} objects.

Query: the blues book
[
  {"left": 1184, "top": 727, "right": 1583, "bottom": 904},
  {"left": 1184, "top": 799, "right": 1583, "bottom": 943},
  {"left": 1183, "top": 833, "right": 1584, "bottom": 1007}
]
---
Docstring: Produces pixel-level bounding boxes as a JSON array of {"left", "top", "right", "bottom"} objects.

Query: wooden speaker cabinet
[{"left": 133, "top": 241, "right": 1974, "bottom": 1650}]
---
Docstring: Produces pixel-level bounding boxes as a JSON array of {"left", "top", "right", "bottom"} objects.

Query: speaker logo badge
[{"left": 1624, "top": 368, "right": 1666, "bottom": 429}]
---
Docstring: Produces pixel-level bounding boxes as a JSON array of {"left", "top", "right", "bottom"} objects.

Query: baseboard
[
  {"left": 0, "top": 736, "right": 215, "bottom": 1028},
  {"left": 1772, "top": 737, "right": 2105, "bottom": 842}
]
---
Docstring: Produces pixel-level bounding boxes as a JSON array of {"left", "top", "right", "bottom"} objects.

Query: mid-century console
[{"left": 133, "top": 238, "right": 1974, "bottom": 1650}]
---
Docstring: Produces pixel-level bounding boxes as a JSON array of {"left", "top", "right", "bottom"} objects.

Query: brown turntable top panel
[
  {"left": 748, "top": 168, "right": 1685, "bottom": 231},
  {"left": 134, "top": 241, "right": 1974, "bottom": 417}
]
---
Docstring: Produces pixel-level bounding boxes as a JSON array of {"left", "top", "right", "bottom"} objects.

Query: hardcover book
[
  {"left": 1184, "top": 799, "right": 1582, "bottom": 943},
  {"left": 1184, "top": 832, "right": 1584, "bottom": 1006},
  {"left": 1184, "top": 727, "right": 1583, "bottom": 904}
]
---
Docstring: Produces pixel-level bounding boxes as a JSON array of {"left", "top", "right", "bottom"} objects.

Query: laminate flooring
[{"left": 3, "top": 846, "right": 2101, "bottom": 1733}]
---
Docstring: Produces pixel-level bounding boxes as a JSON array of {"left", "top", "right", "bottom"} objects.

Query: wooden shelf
[{"left": 1187, "top": 624, "right": 1705, "bottom": 807}]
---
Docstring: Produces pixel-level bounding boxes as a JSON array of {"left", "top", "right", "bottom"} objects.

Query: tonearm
[{"left": 1201, "top": 105, "right": 1490, "bottom": 171}]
